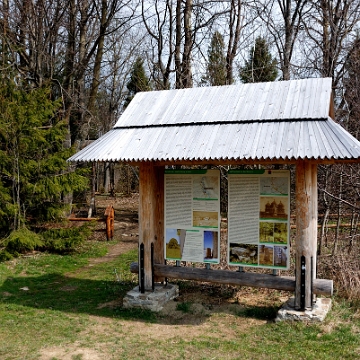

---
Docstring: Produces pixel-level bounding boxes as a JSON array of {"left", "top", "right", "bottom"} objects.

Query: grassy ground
[{"left": 0, "top": 235, "right": 359, "bottom": 360}]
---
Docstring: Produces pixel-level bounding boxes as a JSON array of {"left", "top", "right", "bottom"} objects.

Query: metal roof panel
[
  {"left": 68, "top": 118, "right": 360, "bottom": 163},
  {"left": 68, "top": 78, "right": 360, "bottom": 164},
  {"left": 115, "top": 78, "right": 333, "bottom": 128}
]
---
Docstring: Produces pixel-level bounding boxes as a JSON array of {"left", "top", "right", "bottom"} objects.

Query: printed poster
[
  {"left": 164, "top": 169, "right": 220, "bottom": 264},
  {"left": 228, "top": 169, "right": 290, "bottom": 270}
]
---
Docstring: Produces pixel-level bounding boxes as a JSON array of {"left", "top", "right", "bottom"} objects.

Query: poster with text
[
  {"left": 228, "top": 169, "right": 290, "bottom": 269},
  {"left": 164, "top": 169, "right": 220, "bottom": 264}
]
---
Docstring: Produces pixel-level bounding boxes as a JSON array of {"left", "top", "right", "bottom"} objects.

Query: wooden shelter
[{"left": 69, "top": 78, "right": 360, "bottom": 310}]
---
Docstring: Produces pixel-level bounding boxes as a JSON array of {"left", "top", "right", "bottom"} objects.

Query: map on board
[
  {"left": 193, "top": 176, "right": 219, "bottom": 199},
  {"left": 260, "top": 177, "right": 288, "bottom": 195}
]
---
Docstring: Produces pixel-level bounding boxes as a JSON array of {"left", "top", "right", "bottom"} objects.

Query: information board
[
  {"left": 228, "top": 169, "right": 290, "bottom": 269},
  {"left": 164, "top": 169, "right": 220, "bottom": 264}
]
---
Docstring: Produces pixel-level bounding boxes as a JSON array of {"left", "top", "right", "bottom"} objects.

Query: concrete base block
[
  {"left": 275, "top": 297, "right": 332, "bottom": 322},
  {"left": 123, "top": 283, "right": 179, "bottom": 312}
]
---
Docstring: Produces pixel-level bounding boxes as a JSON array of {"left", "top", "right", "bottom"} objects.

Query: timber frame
[
  {"left": 68, "top": 79, "right": 360, "bottom": 311},
  {"left": 136, "top": 159, "right": 330, "bottom": 311}
]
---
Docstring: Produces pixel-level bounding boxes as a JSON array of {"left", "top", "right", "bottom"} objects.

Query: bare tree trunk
[
  {"left": 226, "top": 0, "right": 242, "bottom": 84},
  {"left": 78, "top": 0, "right": 89, "bottom": 140},
  {"left": 320, "top": 0, "right": 331, "bottom": 78},
  {"left": 181, "top": 0, "right": 193, "bottom": 88},
  {"left": 127, "top": 165, "right": 131, "bottom": 195},
  {"left": 64, "top": 0, "right": 76, "bottom": 142},
  {"left": 349, "top": 211, "right": 358, "bottom": 253},
  {"left": 88, "top": 0, "right": 108, "bottom": 115},
  {"left": 319, "top": 207, "right": 330, "bottom": 255},
  {"left": 13, "top": 149, "right": 21, "bottom": 230},
  {"left": 279, "top": 0, "right": 308, "bottom": 80},
  {"left": 109, "top": 162, "right": 115, "bottom": 196},
  {"left": 88, "top": 162, "right": 97, "bottom": 218},
  {"left": 103, "top": 162, "right": 110, "bottom": 193},
  {"left": 333, "top": 170, "right": 343, "bottom": 255},
  {"left": 1, "top": 0, "right": 10, "bottom": 66},
  {"left": 175, "top": 0, "right": 182, "bottom": 88}
]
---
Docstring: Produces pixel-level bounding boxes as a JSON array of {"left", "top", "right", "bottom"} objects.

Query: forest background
[{"left": 0, "top": 0, "right": 360, "bottom": 298}]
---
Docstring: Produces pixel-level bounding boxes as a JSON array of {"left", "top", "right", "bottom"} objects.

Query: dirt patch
[
  {"left": 89, "top": 240, "right": 137, "bottom": 265},
  {"left": 39, "top": 345, "right": 104, "bottom": 360}
]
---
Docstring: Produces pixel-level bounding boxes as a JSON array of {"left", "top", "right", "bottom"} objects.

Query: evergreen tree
[
  {"left": 124, "top": 57, "right": 151, "bottom": 108},
  {"left": 0, "top": 79, "right": 88, "bottom": 235},
  {"left": 204, "top": 31, "right": 227, "bottom": 86},
  {"left": 239, "top": 37, "right": 278, "bottom": 83}
]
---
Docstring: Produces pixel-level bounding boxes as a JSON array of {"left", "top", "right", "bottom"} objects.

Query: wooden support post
[
  {"left": 295, "top": 161, "right": 318, "bottom": 310},
  {"left": 154, "top": 166, "right": 165, "bottom": 282},
  {"left": 88, "top": 162, "right": 96, "bottom": 218},
  {"left": 139, "top": 162, "right": 157, "bottom": 291},
  {"left": 311, "top": 163, "right": 318, "bottom": 305}
]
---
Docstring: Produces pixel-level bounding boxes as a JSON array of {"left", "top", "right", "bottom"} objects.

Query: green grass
[
  {"left": 176, "top": 301, "right": 192, "bottom": 313},
  {"left": 0, "top": 236, "right": 360, "bottom": 360}
]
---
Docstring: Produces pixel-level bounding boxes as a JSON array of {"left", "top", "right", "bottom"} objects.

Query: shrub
[
  {"left": 4, "top": 228, "right": 44, "bottom": 254},
  {"left": 41, "top": 226, "right": 90, "bottom": 253},
  {"left": 0, "top": 250, "right": 14, "bottom": 261},
  {"left": 0, "top": 225, "right": 91, "bottom": 262}
]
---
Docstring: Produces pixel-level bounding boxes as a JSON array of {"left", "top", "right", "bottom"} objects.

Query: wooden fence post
[{"left": 295, "top": 160, "right": 318, "bottom": 310}]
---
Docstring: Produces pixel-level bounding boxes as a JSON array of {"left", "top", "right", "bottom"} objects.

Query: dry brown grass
[{"left": 320, "top": 253, "right": 360, "bottom": 302}]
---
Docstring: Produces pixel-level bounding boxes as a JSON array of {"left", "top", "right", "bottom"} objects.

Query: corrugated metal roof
[
  {"left": 68, "top": 78, "right": 360, "bottom": 163},
  {"left": 115, "top": 77, "right": 332, "bottom": 127},
  {"left": 68, "top": 118, "right": 360, "bottom": 163}
]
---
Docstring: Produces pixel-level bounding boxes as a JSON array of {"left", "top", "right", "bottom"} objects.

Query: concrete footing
[
  {"left": 275, "top": 297, "right": 332, "bottom": 322},
  {"left": 123, "top": 283, "right": 179, "bottom": 312}
]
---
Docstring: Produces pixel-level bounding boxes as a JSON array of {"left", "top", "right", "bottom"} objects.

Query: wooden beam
[
  {"left": 154, "top": 166, "right": 165, "bottom": 282},
  {"left": 130, "top": 263, "right": 333, "bottom": 296},
  {"left": 126, "top": 158, "right": 360, "bottom": 167},
  {"left": 311, "top": 163, "right": 318, "bottom": 291},
  {"left": 139, "top": 162, "right": 157, "bottom": 291},
  {"left": 295, "top": 161, "right": 318, "bottom": 310}
]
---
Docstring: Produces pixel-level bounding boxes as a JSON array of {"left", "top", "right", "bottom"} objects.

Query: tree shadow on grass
[
  {"left": 0, "top": 273, "right": 281, "bottom": 324},
  {"left": 0, "top": 273, "right": 157, "bottom": 321}
]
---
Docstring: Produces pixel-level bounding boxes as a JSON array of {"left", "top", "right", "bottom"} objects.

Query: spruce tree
[
  {"left": 205, "top": 31, "right": 227, "bottom": 86},
  {"left": 0, "top": 79, "right": 88, "bottom": 235},
  {"left": 124, "top": 57, "right": 151, "bottom": 107},
  {"left": 239, "top": 37, "right": 278, "bottom": 83}
]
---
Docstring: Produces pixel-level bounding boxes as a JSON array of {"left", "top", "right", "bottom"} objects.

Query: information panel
[
  {"left": 164, "top": 169, "right": 220, "bottom": 264},
  {"left": 228, "top": 169, "right": 290, "bottom": 270}
]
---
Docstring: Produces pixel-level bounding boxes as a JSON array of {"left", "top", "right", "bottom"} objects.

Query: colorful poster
[
  {"left": 164, "top": 169, "right": 220, "bottom": 264},
  {"left": 228, "top": 169, "right": 290, "bottom": 269}
]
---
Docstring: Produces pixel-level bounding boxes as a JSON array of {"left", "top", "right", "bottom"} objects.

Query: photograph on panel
[
  {"left": 193, "top": 211, "right": 218, "bottom": 228},
  {"left": 259, "top": 222, "right": 288, "bottom": 244},
  {"left": 259, "top": 197, "right": 288, "bottom": 220},
  {"left": 229, "top": 243, "right": 258, "bottom": 265},
  {"left": 165, "top": 228, "right": 185, "bottom": 260},
  {"left": 203, "top": 230, "right": 219, "bottom": 262},
  {"left": 259, "top": 245, "right": 274, "bottom": 266},
  {"left": 274, "top": 246, "right": 288, "bottom": 267}
]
